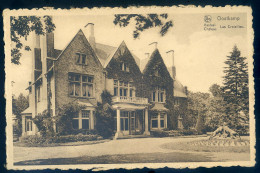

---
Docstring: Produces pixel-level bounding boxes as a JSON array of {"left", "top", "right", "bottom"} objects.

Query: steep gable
[
  {"left": 143, "top": 49, "right": 173, "bottom": 82},
  {"left": 105, "top": 41, "right": 142, "bottom": 81},
  {"left": 55, "top": 29, "right": 103, "bottom": 68}
]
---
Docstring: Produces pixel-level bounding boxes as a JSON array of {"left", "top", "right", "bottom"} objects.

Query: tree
[
  {"left": 95, "top": 91, "right": 115, "bottom": 138},
  {"left": 12, "top": 93, "right": 29, "bottom": 136},
  {"left": 11, "top": 16, "right": 55, "bottom": 64},
  {"left": 113, "top": 14, "right": 173, "bottom": 39},
  {"left": 222, "top": 45, "right": 249, "bottom": 133},
  {"left": 186, "top": 91, "right": 211, "bottom": 133}
]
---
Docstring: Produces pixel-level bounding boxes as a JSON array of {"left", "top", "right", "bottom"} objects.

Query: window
[
  {"left": 151, "top": 115, "right": 158, "bottom": 128},
  {"left": 69, "top": 73, "right": 94, "bottom": 97},
  {"left": 151, "top": 113, "right": 167, "bottom": 129},
  {"left": 160, "top": 114, "right": 165, "bottom": 128},
  {"left": 154, "top": 69, "right": 159, "bottom": 77},
  {"left": 174, "top": 99, "right": 180, "bottom": 105},
  {"left": 36, "top": 86, "right": 41, "bottom": 102},
  {"left": 114, "top": 80, "right": 135, "bottom": 97},
  {"left": 76, "top": 53, "right": 87, "bottom": 65},
  {"left": 73, "top": 110, "right": 91, "bottom": 130},
  {"left": 121, "top": 63, "right": 129, "bottom": 72},
  {"left": 82, "top": 110, "right": 90, "bottom": 129},
  {"left": 151, "top": 86, "right": 165, "bottom": 103},
  {"left": 25, "top": 117, "right": 32, "bottom": 132},
  {"left": 120, "top": 111, "right": 129, "bottom": 131}
]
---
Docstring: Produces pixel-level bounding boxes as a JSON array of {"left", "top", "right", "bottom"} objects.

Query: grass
[
  {"left": 14, "top": 152, "right": 212, "bottom": 165},
  {"left": 14, "top": 139, "right": 110, "bottom": 147},
  {"left": 161, "top": 139, "right": 250, "bottom": 153}
]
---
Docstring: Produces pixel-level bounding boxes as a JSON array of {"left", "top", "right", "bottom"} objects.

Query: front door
[{"left": 120, "top": 111, "right": 137, "bottom": 135}]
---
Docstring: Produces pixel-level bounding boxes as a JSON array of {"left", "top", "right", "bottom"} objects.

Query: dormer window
[
  {"left": 154, "top": 69, "right": 159, "bottom": 77},
  {"left": 121, "top": 63, "right": 129, "bottom": 72},
  {"left": 76, "top": 53, "right": 87, "bottom": 65}
]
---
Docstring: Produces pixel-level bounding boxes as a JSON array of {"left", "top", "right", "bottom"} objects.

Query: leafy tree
[
  {"left": 222, "top": 45, "right": 249, "bottom": 133},
  {"left": 113, "top": 14, "right": 173, "bottom": 39},
  {"left": 55, "top": 102, "right": 85, "bottom": 135},
  {"left": 12, "top": 93, "right": 29, "bottom": 136},
  {"left": 206, "top": 84, "right": 228, "bottom": 131},
  {"left": 186, "top": 91, "right": 211, "bottom": 133},
  {"left": 33, "top": 110, "right": 55, "bottom": 138},
  {"left": 10, "top": 16, "right": 55, "bottom": 64},
  {"left": 95, "top": 91, "right": 115, "bottom": 138}
]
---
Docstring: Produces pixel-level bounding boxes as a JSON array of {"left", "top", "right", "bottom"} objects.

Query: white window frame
[
  {"left": 72, "top": 110, "right": 91, "bottom": 130},
  {"left": 121, "top": 63, "right": 129, "bottom": 72}
]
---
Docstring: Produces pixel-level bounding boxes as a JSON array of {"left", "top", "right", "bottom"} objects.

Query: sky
[{"left": 10, "top": 12, "right": 249, "bottom": 97}]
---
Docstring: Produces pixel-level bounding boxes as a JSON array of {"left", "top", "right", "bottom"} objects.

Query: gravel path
[
  {"left": 13, "top": 137, "right": 206, "bottom": 163},
  {"left": 13, "top": 136, "right": 250, "bottom": 164}
]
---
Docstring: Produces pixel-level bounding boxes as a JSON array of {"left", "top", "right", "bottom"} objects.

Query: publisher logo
[{"left": 204, "top": 15, "right": 212, "bottom": 23}]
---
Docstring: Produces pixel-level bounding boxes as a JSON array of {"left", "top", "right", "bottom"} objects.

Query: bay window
[
  {"left": 151, "top": 113, "right": 167, "bottom": 129},
  {"left": 73, "top": 110, "right": 91, "bottom": 130}
]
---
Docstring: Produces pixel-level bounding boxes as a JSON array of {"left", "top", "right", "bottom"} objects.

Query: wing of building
[{"left": 21, "top": 23, "right": 188, "bottom": 139}]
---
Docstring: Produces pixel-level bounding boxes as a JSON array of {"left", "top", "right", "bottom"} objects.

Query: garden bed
[
  {"left": 17, "top": 134, "right": 107, "bottom": 147},
  {"left": 161, "top": 138, "right": 250, "bottom": 153}
]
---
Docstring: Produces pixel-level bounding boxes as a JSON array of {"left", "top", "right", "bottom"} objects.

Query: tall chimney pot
[
  {"left": 166, "top": 50, "right": 176, "bottom": 79},
  {"left": 84, "top": 23, "right": 96, "bottom": 50}
]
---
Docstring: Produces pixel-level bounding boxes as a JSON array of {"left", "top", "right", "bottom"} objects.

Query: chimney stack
[
  {"left": 84, "top": 23, "right": 96, "bottom": 50},
  {"left": 46, "top": 32, "right": 54, "bottom": 57},
  {"left": 166, "top": 50, "right": 176, "bottom": 79},
  {"left": 149, "top": 42, "right": 158, "bottom": 50}
]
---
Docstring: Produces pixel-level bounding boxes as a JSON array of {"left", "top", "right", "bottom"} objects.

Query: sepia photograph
[{"left": 3, "top": 6, "right": 255, "bottom": 170}]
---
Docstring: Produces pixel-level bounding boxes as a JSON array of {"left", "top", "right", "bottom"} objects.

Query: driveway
[{"left": 13, "top": 136, "right": 250, "bottom": 164}]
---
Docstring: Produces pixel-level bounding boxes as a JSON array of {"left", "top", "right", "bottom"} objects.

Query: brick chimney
[
  {"left": 166, "top": 50, "right": 176, "bottom": 79},
  {"left": 84, "top": 23, "right": 96, "bottom": 50},
  {"left": 46, "top": 32, "right": 54, "bottom": 57}
]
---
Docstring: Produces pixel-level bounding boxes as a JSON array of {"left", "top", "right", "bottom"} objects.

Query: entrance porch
[{"left": 112, "top": 96, "right": 149, "bottom": 139}]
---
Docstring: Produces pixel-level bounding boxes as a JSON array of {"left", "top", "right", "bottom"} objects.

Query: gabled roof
[
  {"left": 142, "top": 49, "right": 170, "bottom": 77},
  {"left": 174, "top": 79, "right": 187, "bottom": 98},
  {"left": 95, "top": 43, "right": 117, "bottom": 66},
  {"left": 21, "top": 107, "right": 32, "bottom": 114},
  {"left": 55, "top": 29, "right": 103, "bottom": 68},
  {"left": 103, "top": 41, "right": 141, "bottom": 69}
]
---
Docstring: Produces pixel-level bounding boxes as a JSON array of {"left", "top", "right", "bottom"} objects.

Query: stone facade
[{"left": 21, "top": 23, "right": 188, "bottom": 139}]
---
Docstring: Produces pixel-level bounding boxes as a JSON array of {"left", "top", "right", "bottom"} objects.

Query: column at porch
[
  {"left": 143, "top": 107, "right": 150, "bottom": 135},
  {"left": 158, "top": 112, "right": 161, "bottom": 129},
  {"left": 22, "top": 115, "right": 26, "bottom": 136},
  {"left": 90, "top": 110, "right": 94, "bottom": 130},
  {"left": 114, "top": 108, "right": 123, "bottom": 139}
]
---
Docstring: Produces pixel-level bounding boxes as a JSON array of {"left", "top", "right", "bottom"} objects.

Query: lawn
[{"left": 14, "top": 152, "right": 212, "bottom": 165}]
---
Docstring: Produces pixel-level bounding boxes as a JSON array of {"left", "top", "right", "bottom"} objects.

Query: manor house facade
[{"left": 21, "top": 23, "right": 187, "bottom": 139}]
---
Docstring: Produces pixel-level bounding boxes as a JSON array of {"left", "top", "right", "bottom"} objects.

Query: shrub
[
  {"left": 20, "top": 135, "right": 53, "bottom": 145},
  {"left": 33, "top": 110, "right": 55, "bottom": 138},
  {"left": 95, "top": 91, "right": 115, "bottom": 139},
  {"left": 151, "top": 130, "right": 169, "bottom": 137},
  {"left": 55, "top": 102, "right": 86, "bottom": 135},
  {"left": 54, "top": 134, "right": 102, "bottom": 143},
  {"left": 180, "top": 129, "right": 199, "bottom": 136}
]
